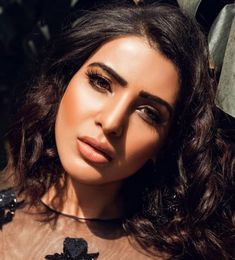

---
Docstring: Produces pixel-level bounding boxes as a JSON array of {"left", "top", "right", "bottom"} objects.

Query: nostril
[
  {"left": 110, "top": 126, "right": 123, "bottom": 137},
  {"left": 94, "top": 98, "right": 129, "bottom": 137},
  {"left": 95, "top": 116, "right": 124, "bottom": 137}
]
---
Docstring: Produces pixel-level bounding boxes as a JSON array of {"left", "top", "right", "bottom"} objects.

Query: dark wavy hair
[{"left": 2, "top": 4, "right": 234, "bottom": 259}]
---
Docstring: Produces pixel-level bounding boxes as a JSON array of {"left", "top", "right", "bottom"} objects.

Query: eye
[
  {"left": 137, "top": 106, "right": 165, "bottom": 126},
  {"left": 86, "top": 70, "right": 112, "bottom": 93}
]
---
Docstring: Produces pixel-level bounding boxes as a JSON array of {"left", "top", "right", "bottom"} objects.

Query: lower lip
[{"left": 77, "top": 139, "right": 111, "bottom": 164}]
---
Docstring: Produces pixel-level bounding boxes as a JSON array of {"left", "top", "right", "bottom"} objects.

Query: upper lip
[{"left": 78, "top": 136, "right": 115, "bottom": 160}]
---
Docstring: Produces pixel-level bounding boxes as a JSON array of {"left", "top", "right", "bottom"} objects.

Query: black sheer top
[{"left": 0, "top": 188, "right": 161, "bottom": 259}]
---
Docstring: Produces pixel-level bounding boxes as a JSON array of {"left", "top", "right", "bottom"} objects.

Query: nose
[{"left": 95, "top": 94, "right": 130, "bottom": 137}]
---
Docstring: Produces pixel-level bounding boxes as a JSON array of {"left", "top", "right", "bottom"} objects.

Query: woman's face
[{"left": 55, "top": 36, "right": 180, "bottom": 185}]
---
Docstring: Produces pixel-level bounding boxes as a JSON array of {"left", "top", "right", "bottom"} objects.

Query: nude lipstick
[{"left": 77, "top": 137, "right": 113, "bottom": 164}]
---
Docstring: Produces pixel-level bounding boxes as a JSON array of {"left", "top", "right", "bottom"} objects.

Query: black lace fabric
[
  {"left": 0, "top": 191, "right": 158, "bottom": 259},
  {"left": 45, "top": 237, "right": 99, "bottom": 260},
  {"left": 0, "top": 188, "right": 18, "bottom": 228}
]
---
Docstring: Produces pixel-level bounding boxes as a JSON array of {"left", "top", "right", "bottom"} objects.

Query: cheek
[
  {"left": 56, "top": 77, "right": 101, "bottom": 131},
  {"left": 55, "top": 77, "right": 88, "bottom": 149},
  {"left": 126, "top": 114, "right": 168, "bottom": 161},
  {"left": 123, "top": 121, "right": 163, "bottom": 172},
  {"left": 57, "top": 84, "right": 86, "bottom": 130},
  {"left": 127, "top": 134, "right": 159, "bottom": 162}
]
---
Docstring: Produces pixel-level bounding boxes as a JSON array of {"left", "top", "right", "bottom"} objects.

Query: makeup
[
  {"left": 77, "top": 138, "right": 112, "bottom": 164},
  {"left": 55, "top": 36, "right": 179, "bottom": 185}
]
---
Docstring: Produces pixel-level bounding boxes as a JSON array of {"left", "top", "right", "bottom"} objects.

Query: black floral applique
[
  {"left": 45, "top": 237, "right": 99, "bottom": 260},
  {"left": 0, "top": 188, "right": 18, "bottom": 228}
]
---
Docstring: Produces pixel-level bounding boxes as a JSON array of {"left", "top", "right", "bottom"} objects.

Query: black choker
[{"left": 40, "top": 200, "right": 123, "bottom": 223}]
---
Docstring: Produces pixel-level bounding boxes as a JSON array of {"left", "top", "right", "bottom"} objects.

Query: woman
[{"left": 0, "top": 4, "right": 234, "bottom": 259}]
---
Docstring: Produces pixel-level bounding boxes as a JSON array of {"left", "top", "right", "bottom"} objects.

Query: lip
[{"left": 77, "top": 136, "right": 114, "bottom": 163}]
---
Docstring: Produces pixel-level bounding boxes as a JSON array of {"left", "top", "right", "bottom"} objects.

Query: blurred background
[{"left": 0, "top": 0, "right": 234, "bottom": 169}]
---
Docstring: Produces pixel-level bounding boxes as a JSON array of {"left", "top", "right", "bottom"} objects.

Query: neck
[{"left": 42, "top": 176, "right": 124, "bottom": 220}]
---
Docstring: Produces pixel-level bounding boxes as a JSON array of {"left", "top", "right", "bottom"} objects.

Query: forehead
[{"left": 82, "top": 36, "right": 180, "bottom": 106}]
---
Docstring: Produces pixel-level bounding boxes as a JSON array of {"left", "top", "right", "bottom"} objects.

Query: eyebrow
[
  {"left": 88, "top": 62, "right": 128, "bottom": 86},
  {"left": 88, "top": 62, "right": 174, "bottom": 118}
]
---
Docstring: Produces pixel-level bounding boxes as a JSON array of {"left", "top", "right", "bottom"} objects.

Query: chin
[{"left": 61, "top": 160, "right": 109, "bottom": 185}]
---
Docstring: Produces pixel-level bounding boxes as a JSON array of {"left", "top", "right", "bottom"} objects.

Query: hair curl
[{"left": 2, "top": 4, "right": 234, "bottom": 259}]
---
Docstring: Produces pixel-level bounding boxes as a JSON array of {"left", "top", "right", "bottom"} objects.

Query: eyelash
[
  {"left": 86, "top": 70, "right": 112, "bottom": 93},
  {"left": 85, "top": 70, "right": 164, "bottom": 126},
  {"left": 137, "top": 106, "right": 164, "bottom": 126}
]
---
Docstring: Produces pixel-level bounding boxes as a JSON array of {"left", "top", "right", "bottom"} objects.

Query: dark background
[{"left": 0, "top": 0, "right": 234, "bottom": 169}]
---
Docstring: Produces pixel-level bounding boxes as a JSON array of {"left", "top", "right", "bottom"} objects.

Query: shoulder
[{"left": 0, "top": 187, "right": 18, "bottom": 228}]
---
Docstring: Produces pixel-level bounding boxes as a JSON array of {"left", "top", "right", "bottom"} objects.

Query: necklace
[
  {"left": 40, "top": 199, "right": 124, "bottom": 223},
  {"left": 39, "top": 200, "right": 125, "bottom": 259}
]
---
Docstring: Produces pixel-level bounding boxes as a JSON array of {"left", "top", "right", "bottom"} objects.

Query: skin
[{"left": 46, "top": 36, "right": 180, "bottom": 219}]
